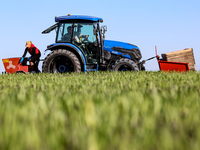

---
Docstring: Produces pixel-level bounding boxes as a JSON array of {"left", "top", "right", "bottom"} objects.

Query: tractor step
[{"left": 86, "top": 64, "right": 98, "bottom": 72}]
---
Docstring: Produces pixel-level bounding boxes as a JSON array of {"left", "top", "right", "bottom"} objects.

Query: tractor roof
[{"left": 55, "top": 15, "right": 103, "bottom": 22}]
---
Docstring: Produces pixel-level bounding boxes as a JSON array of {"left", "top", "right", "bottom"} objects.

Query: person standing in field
[{"left": 20, "top": 41, "right": 41, "bottom": 73}]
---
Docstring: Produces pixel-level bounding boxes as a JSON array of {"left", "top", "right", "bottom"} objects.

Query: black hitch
[{"left": 137, "top": 56, "right": 156, "bottom": 70}]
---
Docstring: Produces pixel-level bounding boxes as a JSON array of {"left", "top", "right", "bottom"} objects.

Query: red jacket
[
  {"left": 28, "top": 44, "right": 40, "bottom": 55},
  {"left": 22, "top": 44, "right": 41, "bottom": 58}
]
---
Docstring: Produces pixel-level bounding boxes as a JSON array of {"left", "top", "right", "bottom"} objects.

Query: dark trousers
[{"left": 30, "top": 53, "right": 41, "bottom": 72}]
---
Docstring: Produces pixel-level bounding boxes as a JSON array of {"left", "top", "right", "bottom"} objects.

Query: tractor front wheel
[
  {"left": 42, "top": 49, "right": 81, "bottom": 73},
  {"left": 113, "top": 58, "right": 139, "bottom": 71}
]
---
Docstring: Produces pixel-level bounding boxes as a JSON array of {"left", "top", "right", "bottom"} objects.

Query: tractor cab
[
  {"left": 57, "top": 22, "right": 99, "bottom": 64},
  {"left": 42, "top": 15, "right": 106, "bottom": 66}
]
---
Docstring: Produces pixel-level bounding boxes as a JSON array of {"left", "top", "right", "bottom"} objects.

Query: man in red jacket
[{"left": 20, "top": 41, "right": 41, "bottom": 73}]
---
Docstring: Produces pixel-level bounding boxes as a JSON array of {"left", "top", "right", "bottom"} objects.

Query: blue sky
[{"left": 0, "top": 0, "right": 199, "bottom": 72}]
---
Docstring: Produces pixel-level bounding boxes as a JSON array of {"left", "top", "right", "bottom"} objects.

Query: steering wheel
[{"left": 81, "top": 35, "right": 90, "bottom": 45}]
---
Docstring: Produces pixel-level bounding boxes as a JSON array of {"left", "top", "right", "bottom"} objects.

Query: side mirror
[{"left": 101, "top": 25, "right": 107, "bottom": 34}]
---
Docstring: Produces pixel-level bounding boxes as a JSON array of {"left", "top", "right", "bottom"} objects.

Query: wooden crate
[{"left": 161, "top": 48, "right": 196, "bottom": 71}]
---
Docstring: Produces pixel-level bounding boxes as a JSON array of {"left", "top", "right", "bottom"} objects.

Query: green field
[{"left": 0, "top": 71, "right": 200, "bottom": 150}]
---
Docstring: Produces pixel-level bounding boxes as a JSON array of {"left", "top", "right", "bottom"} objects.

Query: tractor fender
[{"left": 45, "top": 43, "right": 86, "bottom": 66}]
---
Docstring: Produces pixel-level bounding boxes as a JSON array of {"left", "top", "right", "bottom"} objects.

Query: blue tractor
[{"left": 42, "top": 14, "right": 145, "bottom": 73}]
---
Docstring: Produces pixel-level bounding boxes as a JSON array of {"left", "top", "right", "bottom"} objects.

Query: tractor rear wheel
[
  {"left": 42, "top": 49, "right": 81, "bottom": 73},
  {"left": 113, "top": 58, "right": 139, "bottom": 71}
]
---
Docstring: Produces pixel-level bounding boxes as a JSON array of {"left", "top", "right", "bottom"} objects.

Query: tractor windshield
[{"left": 56, "top": 22, "right": 97, "bottom": 43}]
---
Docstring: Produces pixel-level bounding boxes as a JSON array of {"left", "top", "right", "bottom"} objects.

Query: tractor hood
[
  {"left": 104, "top": 40, "right": 139, "bottom": 51},
  {"left": 103, "top": 40, "right": 142, "bottom": 61}
]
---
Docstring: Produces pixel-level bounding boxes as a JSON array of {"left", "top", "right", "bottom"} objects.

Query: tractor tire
[
  {"left": 42, "top": 49, "right": 81, "bottom": 73},
  {"left": 113, "top": 58, "right": 139, "bottom": 71}
]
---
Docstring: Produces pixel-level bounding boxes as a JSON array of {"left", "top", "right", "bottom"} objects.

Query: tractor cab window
[
  {"left": 73, "top": 23, "right": 97, "bottom": 43},
  {"left": 72, "top": 23, "right": 99, "bottom": 64},
  {"left": 56, "top": 23, "right": 73, "bottom": 42}
]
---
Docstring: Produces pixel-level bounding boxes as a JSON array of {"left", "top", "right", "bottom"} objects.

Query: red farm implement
[
  {"left": 155, "top": 46, "right": 190, "bottom": 72},
  {"left": 2, "top": 57, "right": 30, "bottom": 74}
]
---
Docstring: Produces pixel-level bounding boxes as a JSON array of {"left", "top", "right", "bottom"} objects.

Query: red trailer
[{"left": 155, "top": 46, "right": 189, "bottom": 72}]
